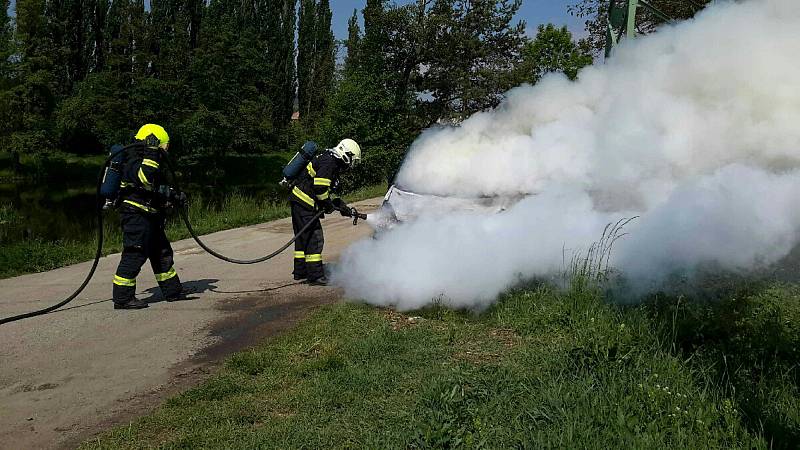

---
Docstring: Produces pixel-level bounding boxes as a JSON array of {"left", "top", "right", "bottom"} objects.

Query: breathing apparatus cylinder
[
  {"left": 280, "top": 141, "right": 319, "bottom": 187},
  {"left": 100, "top": 144, "right": 126, "bottom": 208}
]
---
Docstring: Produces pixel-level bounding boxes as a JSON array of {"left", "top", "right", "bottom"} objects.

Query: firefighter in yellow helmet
[
  {"left": 112, "top": 124, "right": 185, "bottom": 309},
  {"left": 290, "top": 139, "right": 361, "bottom": 285}
]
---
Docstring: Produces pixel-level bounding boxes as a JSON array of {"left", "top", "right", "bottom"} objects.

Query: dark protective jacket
[
  {"left": 119, "top": 143, "right": 165, "bottom": 214},
  {"left": 291, "top": 150, "right": 345, "bottom": 210}
]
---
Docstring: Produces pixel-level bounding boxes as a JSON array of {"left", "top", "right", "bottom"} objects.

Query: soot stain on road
[{"left": 196, "top": 286, "right": 338, "bottom": 363}]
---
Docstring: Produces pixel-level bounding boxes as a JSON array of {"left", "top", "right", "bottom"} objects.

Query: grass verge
[
  {"left": 82, "top": 278, "right": 799, "bottom": 449},
  {"left": 0, "top": 183, "right": 387, "bottom": 279}
]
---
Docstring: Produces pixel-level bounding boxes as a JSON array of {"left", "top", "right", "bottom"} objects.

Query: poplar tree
[
  {"left": 4, "top": 0, "right": 58, "bottom": 155},
  {"left": 344, "top": 9, "right": 360, "bottom": 72},
  {"left": 58, "top": 0, "right": 156, "bottom": 148},
  {"left": 297, "top": 0, "right": 316, "bottom": 121},
  {"left": 268, "top": 0, "right": 297, "bottom": 131},
  {"left": 0, "top": 0, "right": 12, "bottom": 87},
  {"left": 0, "top": 0, "right": 15, "bottom": 161},
  {"left": 360, "top": 0, "right": 387, "bottom": 70},
  {"left": 298, "top": 0, "right": 334, "bottom": 125},
  {"left": 312, "top": 0, "right": 334, "bottom": 118}
]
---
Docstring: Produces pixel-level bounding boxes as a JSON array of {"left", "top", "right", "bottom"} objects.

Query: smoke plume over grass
[{"left": 334, "top": 0, "right": 800, "bottom": 310}]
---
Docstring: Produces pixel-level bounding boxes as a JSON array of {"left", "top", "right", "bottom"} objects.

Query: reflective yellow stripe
[
  {"left": 138, "top": 167, "right": 150, "bottom": 186},
  {"left": 292, "top": 186, "right": 315, "bottom": 207},
  {"left": 113, "top": 275, "right": 136, "bottom": 287},
  {"left": 141, "top": 159, "right": 159, "bottom": 169},
  {"left": 154, "top": 267, "right": 177, "bottom": 282},
  {"left": 305, "top": 254, "right": 322, "bottom": 263},
  {"left": 306, "top": 162, "right": 316, "bottom": 177},
  {"left": 316, "top": 190, "right": 330, "bottom": 200},
  {"left": 294, "top": 251, "right": 305, "bottom": 259},
  {"left": 313, "top": 177, "right": 331, "bottom": 187},
  {"left": 123, "top": 200, "right": 158, "bottom": 213},
  {"left": 120, "top": 181, "right": 133, "bottom": 188}
]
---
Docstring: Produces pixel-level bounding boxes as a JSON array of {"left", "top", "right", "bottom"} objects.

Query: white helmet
[{"left": 332, "top": 138, "right": 361, "bottom": 167}]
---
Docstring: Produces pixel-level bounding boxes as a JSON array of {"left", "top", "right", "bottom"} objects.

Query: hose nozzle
[{"left": 351, "top": 208, "right": 367, "bottom": 225}]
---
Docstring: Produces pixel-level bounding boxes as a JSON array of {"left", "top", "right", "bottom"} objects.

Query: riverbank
[{"left": 0, "top": 183, "right": 386, "bottom": 279}]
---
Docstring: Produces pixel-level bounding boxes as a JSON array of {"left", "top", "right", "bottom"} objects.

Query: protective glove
[
  {"left": 174, "top": 190, "right": 188, "bottom": 206},
  {"left": 158, "top": 185, "right": 188, "bottom": 207},
  {"left": 331, "top": 198, "right": 351, "bottom": 217},
  {"left": 319, "top": 198, "right": 335, "bottom": 214}
]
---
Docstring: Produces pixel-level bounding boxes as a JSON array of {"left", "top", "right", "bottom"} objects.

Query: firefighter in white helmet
[{"left": 289, "top": 139, "right": 361, "bottom": 285}]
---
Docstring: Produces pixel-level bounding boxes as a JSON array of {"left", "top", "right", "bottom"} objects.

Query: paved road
[{"left": 0, "top": 198, "right": 381, "bottom": 449}]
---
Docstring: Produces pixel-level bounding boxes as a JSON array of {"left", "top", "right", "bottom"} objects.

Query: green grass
[
  {"left": 81, "top": 276, "right": 799, "bottom": 449},
  {"left": 0, "top": 184, "right": 387, "bottom": 279},
  {"left": 342, "top": 182, "right": 389, "bottom": 203}
]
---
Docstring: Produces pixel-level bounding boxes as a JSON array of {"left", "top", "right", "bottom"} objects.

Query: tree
[
  {"left": 266, "top": 0, "right": 297, "bottom": 136},
  {"left": 325, "top": 0, "right": 527, "bottom": 172},
  {"left": 419, "top": 0, "right": 526, "bottom": 124},
  {"left": 569, "top": 0, "right": 712, "bottom": 54},
  {"left": 40, "top": 0, "right": 87, "bottom": 94},
  {"left": 320, "top": 69, "right": 409, "bottom": 190},
  {"left": 181, "top": 0, "right": 270, "bottom": 156},
  {"left": 298, "top": 0, "right": 334, "bottom": 126},
  {"left": 517, "top": 24, "right": 593, "bottom": 84},
  {"left": 2, "top": 0, "right": 59, "bottom": 156},
  {"left": 297, "top": 0, "right": 316, "bottom": 121},
  {"left": 0, "top": 0, "right": 13, "bottom": 87},
  {"left": 344, "top": 9, "right": 361, "bottom": 72},
  {"left": 174, "top": 0, "right": 297, "bottom": 156},
  {"left": 148, "top": 0, "right": 197, "bottom": 79},
  {"left": 358, "top": 0, "right": 391, "bottom": 72},
  {"left": 313, "top": 0, "right": 335, "bottom": 116},
  {"left": 55, "top": 0, "right": 150, "bottom": 152},
  {"left": 0, "top": 0, "right": 16, "bottom": 165}
]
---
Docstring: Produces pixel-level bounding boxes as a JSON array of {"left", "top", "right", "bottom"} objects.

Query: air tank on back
[
  {"left": 100, "top": 144, "right": 126, "bottom": 208},
  {"left": 280, "top": 141, "right": 319, "bottom": 187}
]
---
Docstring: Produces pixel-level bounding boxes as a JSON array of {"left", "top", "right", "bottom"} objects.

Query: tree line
[{"left": 0, "top": 0, "right": 708, "bottom": 179}]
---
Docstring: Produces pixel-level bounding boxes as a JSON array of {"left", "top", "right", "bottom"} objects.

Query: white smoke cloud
[{"left": 333, "top": 0, "right": 800, "bottom": 310}]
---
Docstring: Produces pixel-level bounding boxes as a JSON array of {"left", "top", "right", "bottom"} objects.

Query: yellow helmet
[
  {"left": 135, "top": 124, "right": 170, "bottom": 147},
  {"left": 332, "top": 138, "right": 361, "bottom": 166}
]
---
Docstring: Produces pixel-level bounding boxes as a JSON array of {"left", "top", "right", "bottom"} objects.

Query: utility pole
[{"left": 605, "top": 0, "right": 674, "bottom": 58}]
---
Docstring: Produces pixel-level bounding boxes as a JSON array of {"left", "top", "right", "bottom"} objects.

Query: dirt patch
[
  {"left": 382, "top": 309, "right": 425, "bottom": 331},
  {"left": 489, "top": 328, "right": 521, "bottom": 348}
]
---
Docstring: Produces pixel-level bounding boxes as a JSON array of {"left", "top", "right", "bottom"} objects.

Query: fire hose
[
  {"left": 0, "top": 152, "right": 366, "bottom": 325},
  {"left": 160, "top": 152, "right": 367, "bottom": 265}
]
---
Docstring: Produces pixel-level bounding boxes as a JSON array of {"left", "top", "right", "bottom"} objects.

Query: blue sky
[{"left": 331, "top": 0, "right": 587, "bottom": 40}]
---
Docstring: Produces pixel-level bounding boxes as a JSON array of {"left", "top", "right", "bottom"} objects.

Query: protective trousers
[
  {"left": 291, "top": 202, "right": 324, "bottom": 280},
  {"left": 112, "top": 211, "right": 182, "bottom": 304}
]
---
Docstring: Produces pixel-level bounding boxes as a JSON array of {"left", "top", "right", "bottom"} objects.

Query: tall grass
[{"left": 567, "top": 216, "right": 637, "bottom": 283}]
